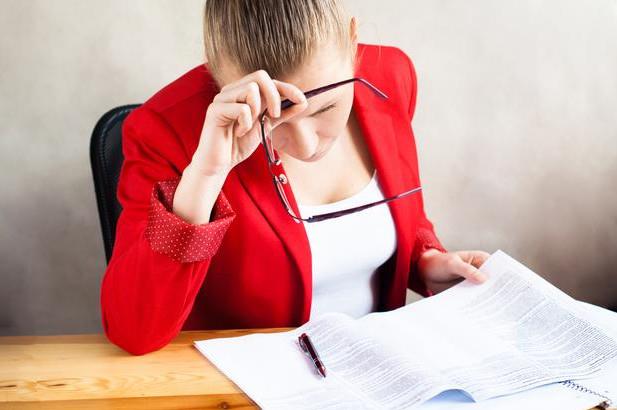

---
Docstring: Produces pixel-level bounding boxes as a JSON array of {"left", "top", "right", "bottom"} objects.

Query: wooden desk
[
  {"left": 0, "top": 330, "right": 611, "bottom": 409},
  {"left": 0, "top": 329, "right": 290, "bottom": 409}
]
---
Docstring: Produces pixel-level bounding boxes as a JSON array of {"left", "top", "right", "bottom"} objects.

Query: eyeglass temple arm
[
  {"left": 280, "top": 77, "right": 388, "bottom": 110},
  {"left": 301, "top": 186, "right": 422, "bottom": 223}
]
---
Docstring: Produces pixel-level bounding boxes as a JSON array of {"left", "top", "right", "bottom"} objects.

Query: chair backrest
[{"left": 90, "top": 104, "right": 140, "bottom": 263}]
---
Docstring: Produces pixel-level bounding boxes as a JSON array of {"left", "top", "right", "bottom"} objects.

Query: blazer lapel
[
  {"left": 235, "top": 77, "right": 417, "bottom": 322},
  {"left": 234, "top": 133, "right": 313, "bottom": 323},
  {"left": 353, "top": 82, "right": 416, "bottom": 309}
]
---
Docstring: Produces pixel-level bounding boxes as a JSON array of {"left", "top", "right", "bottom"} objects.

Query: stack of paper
[{"left": 194, "top": 250, "right": 617, "bottom": 409}]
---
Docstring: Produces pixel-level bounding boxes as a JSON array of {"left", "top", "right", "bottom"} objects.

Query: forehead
[
  {"left": 216, "top": 41, "right": 352, "bottom": 93},
  {"left": 280, "top": 45, "right": 352, "bottom": 92}
]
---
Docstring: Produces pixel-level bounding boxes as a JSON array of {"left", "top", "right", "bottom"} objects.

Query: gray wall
[{"left": 1, "top": 0, "right": 615, "bottom": 336}]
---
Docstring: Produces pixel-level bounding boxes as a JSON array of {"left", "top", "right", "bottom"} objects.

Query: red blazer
[{"left": 100, "top": 43, "right": 447, "bottom": 355}]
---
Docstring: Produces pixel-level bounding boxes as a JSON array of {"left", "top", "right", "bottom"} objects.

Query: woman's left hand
[{"left": 417, "top": 249, "right": 491, "bottom": 295}]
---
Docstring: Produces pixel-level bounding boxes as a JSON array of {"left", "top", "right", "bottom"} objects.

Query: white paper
[
  {"left": 194, "top": 250, "right": 617, "bottom": 409},
  {"left": 418, "top": 301, "right": 617, "bottom": 409},
  {"left": 195, "top": 314, "right": 378, "bottom": 409}
]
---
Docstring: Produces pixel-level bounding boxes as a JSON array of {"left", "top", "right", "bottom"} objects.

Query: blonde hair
[{"left": 203, "top": 0, "right": 354, "bottom": 85}]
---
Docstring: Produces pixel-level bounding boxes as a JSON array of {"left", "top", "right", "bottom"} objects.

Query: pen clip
[{"left": 298, "top": 334, "right": 309, "bottom": 355}]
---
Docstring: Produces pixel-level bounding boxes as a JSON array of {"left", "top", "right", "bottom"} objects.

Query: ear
[
  {"left": 350, "top": 16, "right": 358, "bottom": 52},
  {"left": 349, "top": 16, "right": 358, "bottom": 68}
]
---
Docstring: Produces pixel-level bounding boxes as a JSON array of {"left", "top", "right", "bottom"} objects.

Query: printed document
[{"left": 194, "top": 250, "right": 617, "bottom": 409}]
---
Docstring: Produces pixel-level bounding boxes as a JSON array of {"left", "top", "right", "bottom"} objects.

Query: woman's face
[
  {"left": 272, "top": 43, "right": 355, "bottom": 163},
  {"left": 218, "top": 40, "right": 356, "bottom": 164}
]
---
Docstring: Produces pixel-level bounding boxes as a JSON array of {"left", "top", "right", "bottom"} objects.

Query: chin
[{"left": 302, "top": 150, "right": 327, "bottom": 162}]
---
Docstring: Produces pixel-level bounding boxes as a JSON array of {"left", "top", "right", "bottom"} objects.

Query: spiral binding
[{"left": 561, "top": 380, "right": 613, "bottom": 409}]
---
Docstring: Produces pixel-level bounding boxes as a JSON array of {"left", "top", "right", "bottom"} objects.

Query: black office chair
[{"left": 90, "top": 104, "right": 140, "bottom": 264}]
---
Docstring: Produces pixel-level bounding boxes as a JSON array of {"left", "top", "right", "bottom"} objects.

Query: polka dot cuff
[{"left": 145, "top": 178, "right": 236, "bottom": 263}]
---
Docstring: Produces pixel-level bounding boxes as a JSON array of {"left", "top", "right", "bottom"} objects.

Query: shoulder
[
  {"left": 122, "top": 64, "right": 220, "bottom": 158},
  {"left": 357, "top": 42, "right": 416, "bottom": 71},
  {"left": 142, "top": 63, "right": 219, "bottom": 114},
  {"left": 356, "top": 43, "right": 418, "bottom": 120}
]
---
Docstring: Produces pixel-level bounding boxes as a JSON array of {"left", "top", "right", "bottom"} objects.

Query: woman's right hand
[
  {"left": 172, "top": 70, "right": 308, "bottom": 225},
  {"left": 191, "top": 69, "right": 309, "bottom": 177}
]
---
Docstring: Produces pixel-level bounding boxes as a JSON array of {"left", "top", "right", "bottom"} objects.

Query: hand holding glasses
[{"left": 260, "top": 77, "right": 423, "bottom": 223}]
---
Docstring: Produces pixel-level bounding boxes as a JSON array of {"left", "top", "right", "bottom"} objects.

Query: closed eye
[{"left": 310, "top": 103, "right": 337, "bottom": 117}]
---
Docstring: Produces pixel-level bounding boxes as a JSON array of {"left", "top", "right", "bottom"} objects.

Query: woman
[{"left": 101, "top": 0, "right": 490, "bottom": 355}]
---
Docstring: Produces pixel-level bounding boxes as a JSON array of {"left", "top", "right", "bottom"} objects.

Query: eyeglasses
[{"left": 259, "top": 77, "right": 423, "bottom": 223}]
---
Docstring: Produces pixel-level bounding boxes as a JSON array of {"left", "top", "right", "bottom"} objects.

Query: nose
[{"left": 281, "top": 123, "right": 320, "bottom": 159}]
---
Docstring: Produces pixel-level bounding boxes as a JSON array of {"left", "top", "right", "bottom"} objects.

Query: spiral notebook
[{"left": 195, "top": 250, "right": 617, "bottom": 409}]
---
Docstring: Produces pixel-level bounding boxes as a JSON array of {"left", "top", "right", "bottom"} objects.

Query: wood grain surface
[
  {"left": 0, "top": 328, "right": 290, "bottom": 409},
  {"left": 0, "top": 329, "right": 612, "bottom": 409}
]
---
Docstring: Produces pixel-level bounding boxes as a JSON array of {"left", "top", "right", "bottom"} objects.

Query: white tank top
[{"left": 297, "top": 170, "right": 398, "bottom": 319}]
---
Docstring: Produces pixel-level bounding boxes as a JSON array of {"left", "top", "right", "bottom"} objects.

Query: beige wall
[{"left": 1, "top": 0, "right": 615, "bottom": 336}]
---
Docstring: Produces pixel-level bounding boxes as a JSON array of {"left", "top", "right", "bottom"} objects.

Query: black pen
[{"left": 298, "top": 332, "right": 327, "bottom": 377}]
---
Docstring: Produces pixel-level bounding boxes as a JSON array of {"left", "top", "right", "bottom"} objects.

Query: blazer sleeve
[
  {"left": 100, "top": 105, "right": 236, "bottom": 355},
  {"left": 398, "top": 48, "right": 449, "bottom": 297}
]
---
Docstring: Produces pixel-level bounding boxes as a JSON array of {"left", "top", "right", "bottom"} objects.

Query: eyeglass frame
[{"left": 259, "top": 77, "right": 423, "bottom": 223}]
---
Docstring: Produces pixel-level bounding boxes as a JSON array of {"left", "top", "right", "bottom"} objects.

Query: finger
[
  {"left": 457, "top": 250, "right": 491, "bottom": 269},
  {"left": 209, "top": 102, "right": 253, "bottom": 137},
  {"left": 222, "top": 70, "right": 281, "bottom": 118},
  {"left": 235, "top": 121, "right": 263, "bottom": 157},
  {"left": 455, "top": 259, "right": 488, "bottom": 284},
  {"left": 470, "top": 251, "right": 490, "bottom": 270},
  {"left": 273, "top": 79, "right": 306, "bottom": 106},
  {"left": 269, "top": 80, "right": 309, "bottom": 128},
  {"left": 238, "top": 119, "right": 262, "bottom": 143},
  {"left": 213, "top": 81, "right": 262, "bottom": 122}
]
